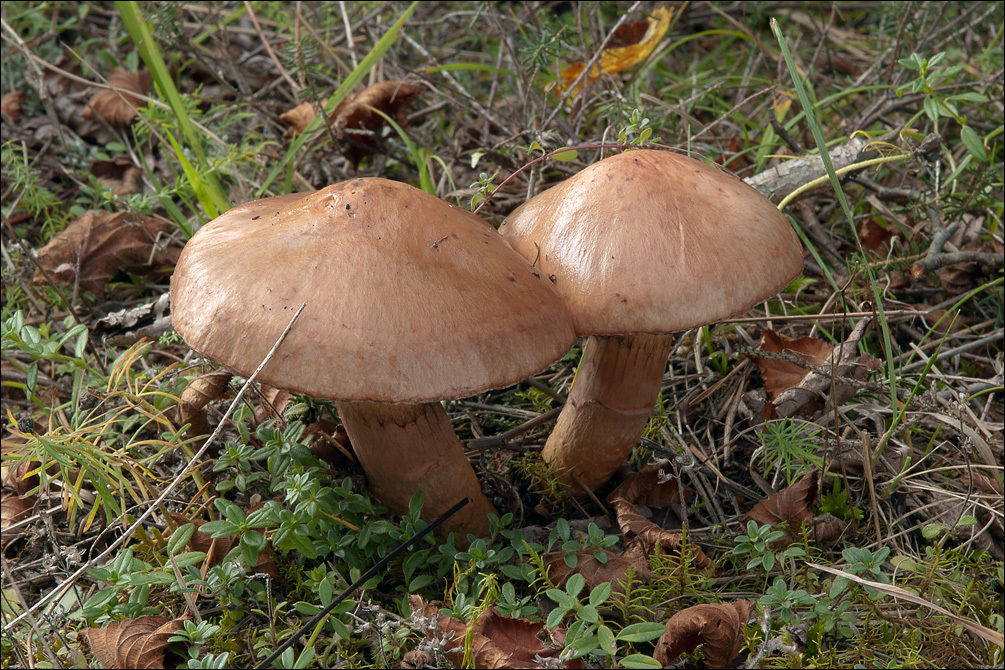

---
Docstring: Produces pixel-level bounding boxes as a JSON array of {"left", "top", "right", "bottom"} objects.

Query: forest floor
[{"left": 1, "top": 2, "right": 1003, "bottom": 668}]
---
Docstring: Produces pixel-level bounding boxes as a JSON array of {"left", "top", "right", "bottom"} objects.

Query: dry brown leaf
[
  {"left": 32, "top": 210, "right": 181, "bottom": 295},
  {"left": 80, "top": 615, "right": 184, "bottom": 670},
  {"left": 332, "top": 80, "right": 423, "bottom": 166},
  {"left": 752, "top": 320, "right": 878, "bottom": 419},
  {"left": 174, "top": 371, "right": 232, "bottom": 441},
  {"left": 558, "top": 6, "right": 674, "bottom": 95},
  {"left": 858, "top": 217, "right": 896, "bottom": 255},
  {"left": 545, "top": 549, "right": 653, "bottom": 596},
  {"left": 1, "top": 90, "right": 26, "bottom": 123},
  {"left": 279, "top": 81, "right": 423, "bottom": 166},
  {"left": 408, "top": 595, "right": 577, "bottom": 669},
  {"left": 652, "top": 600, "right": 753, "bottom": 669},
  {"left": 745, "top": 472, "right": 845, "bottom": 545},
  {"left": 254, "top": 384, "right": 292, "bottom": 423},
  {"left": 607, "top": 461, "right": 690, "bottom": 509},
  {"left": 83, "top": 68, "right": 151, "bottom": 126},
  {"left": 753, "top": 330, "right": 832, "bottom": 401},
  {"left": 91, "top": 160, "right": 143, "bottom": 196},
  {"left": 606, "top": 462, "right": 715, "bottom": 572},
  {"left": 277, "top": 102, "right": 316, "bottom": 135},
  {"left": 1, "top": 490, "right": 35, "bottom": 526}
]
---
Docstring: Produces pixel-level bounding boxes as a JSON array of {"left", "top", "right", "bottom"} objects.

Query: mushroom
[
  {"left": 170, "top": 178, "right": 576, "bottom": 537},
  {"left": 498, "top": 150, "right": 804, "bottom": 492}
]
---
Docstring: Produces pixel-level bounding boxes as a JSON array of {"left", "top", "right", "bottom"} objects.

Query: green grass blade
[
  {"left": 771, "top": 18, "right": 899, "bottom": 413},
  {"left": 116, "top": 1, "right": 230, "bottom": 219}
]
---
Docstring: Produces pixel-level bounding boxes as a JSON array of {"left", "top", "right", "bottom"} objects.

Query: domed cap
[
  {"left": 170, "top": 178, "right": 576, "bottom": 403},
  {"left": 498, "top": 150, "right": 804, "bottom": 335}
]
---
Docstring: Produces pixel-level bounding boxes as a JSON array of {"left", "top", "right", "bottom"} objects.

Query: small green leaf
[
  {"left": 621, "top": 653, "right": 664, "bottom": 669},
  {"left": 551, "top": 148, "right": 579, "bottom": 161},
  {"left": 565, "top": 573, "right": 585, "bottom": 598},
  {"left": 617, "top": 622, "right": 668, "bottom": 643},
  {"left": 598, "top": 624, "right": 617, "bottom": 656},
  {"left": 579, "top": 604, "right": 599, "bottom": 624},
  {"left": 166, "top": 523, "right": 195, "bottom": 555},
  {"left": 960, "top": 125, "right": 987, "bottom": 162},
  {"left": 200, "top": 520, "right": 239, "bottom": 537},
  {"left": 409, "top": 574, "right": 435, "bottom": 591}
]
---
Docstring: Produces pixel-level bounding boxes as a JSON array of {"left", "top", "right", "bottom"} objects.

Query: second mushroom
[{"left": 498, "top": 150, "right": 805, "bottom": 493}]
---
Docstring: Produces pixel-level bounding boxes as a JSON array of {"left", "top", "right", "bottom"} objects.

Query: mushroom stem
[
  {"left": 541, "top": 333, "right": 674, "bottom": 492},
  {"left": 336, "top": 400, "right": 497, "bottom": 538}
]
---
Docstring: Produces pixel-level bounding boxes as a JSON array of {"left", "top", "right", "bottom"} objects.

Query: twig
[
  {"left": 466, "top": 406, "right": 562, "bottom": 450},
  {"left": 900, "top": 330, "right": 1004, "bottom": 374},
  {"left": 243, "top": 1, "right": 301, "bottom": 94},
  {"left": 1, "top": 304, "right": 307, "bottom": 635}
]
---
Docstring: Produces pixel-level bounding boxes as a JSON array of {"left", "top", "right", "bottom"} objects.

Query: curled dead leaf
[
  {"left": 1, "top": 90, "right": 26, "bottom": 123},
  {"left": 408, "top": 595, "right": 577, "bottom": 669},
  {"left": 80, "top": 615, "right": 185, "bottom": 670},
  {"left": 751, "top": 320, "right": 878, "bottom": 419},
  {"left": 652, "top": 600, "right": 753, "bottom": 669},
  {"left": 174, "top": 371, "right": 232, "bottom": 441},
  {"left": 91, "top": 160, "right": 143, "bottom": 196},
  {"left": 1, "top": 490, "right": 35, "bottom": 527},
  {"left": 607, "top": 462, "right": 715, "bottom": 572},
  {"left": 279, "top": 81, "right": 423, "bottom": 166},
  {"left": 545, "top": 548, "right": 653, "bottom": 596},
  {"left": 84, "top": 68, "right": 151, "bottom": 126},
  {"left": 278, "top": 102, "right": 315, "bottom": 135},
  {"left": 745, "top": 472, "right": 846, "bottom": 545},
  {"left": 32, "top": 210, "right": 181, "bottom": 295},
  {"left": 753, "top": 330, "right": 832, "bottom": 402},
  {"left": 558, "top": 6, "right": 674, "bottom": 95}
]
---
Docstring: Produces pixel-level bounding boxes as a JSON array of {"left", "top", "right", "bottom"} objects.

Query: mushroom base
[
  {"left": 541, "top": 333, "right": 674, "bottom": 492},
  {"left": 336, "top": 400, "right": 497, "bottom": 539}
]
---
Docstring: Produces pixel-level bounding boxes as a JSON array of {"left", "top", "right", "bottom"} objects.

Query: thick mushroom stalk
[
  {"left": 337, "top": 401, "right": 496, "bottom": 538},
  {"left": 542, "top": 333, "right": 673, "bottom": 492}
]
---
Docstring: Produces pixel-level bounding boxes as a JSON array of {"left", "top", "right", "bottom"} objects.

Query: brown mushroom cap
[
  {"left": 170, "top": 178, "right": 576, "bottom": 403},
  {"left": 498, "top": 150, "right": 804, "bottom": 335}
]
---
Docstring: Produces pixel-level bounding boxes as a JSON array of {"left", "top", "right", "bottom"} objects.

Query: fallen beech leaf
[
  {"left": 277, "top": 102, "right": 315, "bottom": 135},
  {"left": 32, "top": 210, "right": 181, "bottom": 295},
  {"left": 858, "top": 217, "right": 895, "bottom": 255},
  {"left": 1, "top": 90, "right": 26, "bottom": 123},
  {"left": 607, "top": 461, "right": 690, "bottom": 509},
  {"left": 545, "top": 548, "right": 653, "bottom": 596},
  {"left": 1, "top": 490, "right": 34, "bottom": 526},
  {"left": 91, "top": 160, "right": 143, "bottom": 196},
  {"left": 174, "top": 371, "right": 232, "bottom": 441},
  {"left": 408, "top": 595, "right": 577, "bottom": 669},
  {"left": 558, "top": 6, "right": 674, "bottom": 95},
  {"left": 607, "top": 462, "right": 715, "bottom": 572},
  {"left": 753, "top": 330, "right": 832, "bottom": 400},
  {"left": 752, "top": 319, "right": 878, "bottom": 418},
  {"left": 745, "top": 472, "right": 845, "bottom": 545},
  {"left": 43, "top": 57, "right": 118, "bottom": 144},
  {"left": 279, "top": 81, "right": 423, "bottom": 166},
  {"left": 653, "top": 601, "right": 753, "bottom": 669},
  {"left": 80, "top": 615, "right": 185, "bottom": 670},
  {"left": 83, "top": 68, "right": 151, "bottom": 126}
]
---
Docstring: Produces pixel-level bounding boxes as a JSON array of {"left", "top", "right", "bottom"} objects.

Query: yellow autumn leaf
[{"left": 558, "top": 6, "right": 674, "bottom": 96}]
